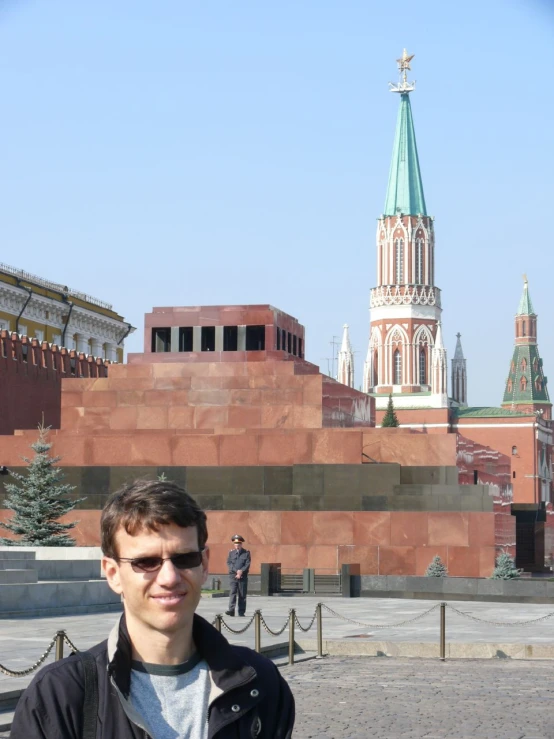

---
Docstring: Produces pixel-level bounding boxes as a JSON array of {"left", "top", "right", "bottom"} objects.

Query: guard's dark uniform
[{"left": 226, "top": 537, "right": 251, "bottom": 616}]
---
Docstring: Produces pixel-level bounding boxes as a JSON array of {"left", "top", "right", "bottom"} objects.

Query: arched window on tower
[
  {"left": 415, "top": 239, "right": 423, "bottom": 284},
  {"left": 520, "top": 375, "right": 527, "bottom": 391},
  {"left": 393, "top": 349, "right": 402, "bottom": 385},
  {"left": 522, "top": 321, "right": 526, "bottom": 337},
  {"left": 395, "top": 239, "right": 404, "bottom": 284},
  {"left": 419, "top": 348, "right": 426, "bottom": 385}
]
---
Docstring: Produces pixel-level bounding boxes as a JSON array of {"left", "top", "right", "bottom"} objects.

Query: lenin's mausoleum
[{"left": 0, "top": 52, "right": 552, "bottom": 577}]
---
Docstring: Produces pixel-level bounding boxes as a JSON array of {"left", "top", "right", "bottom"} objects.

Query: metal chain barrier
[
  {"left": 63, "top": 632, "right": 80, "bottom": 654},
  {"left": 294, "top": 610, "right": 317, "bottom": 633},
  {"left": 0, "top": 633, "right": 59, "bottom": 677},
  {"left": 220, "top": 613, "right": 256, "bottom": 635},
  {"left": 260, "top": 611, "right": 292, "bottom": 637},
  {"left": 446, "top": 603, "right": 554, "bottom": 627},
  {"left": 321, "top": 602, "right": 441, "bottom": 629}
]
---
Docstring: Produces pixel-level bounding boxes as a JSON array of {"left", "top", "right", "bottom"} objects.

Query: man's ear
[
  {"left": 201, "top": 546, "right": 210, "bottom": 585},
  {"left": 102, "top": 556, "right": 123, "bottom": 595}
]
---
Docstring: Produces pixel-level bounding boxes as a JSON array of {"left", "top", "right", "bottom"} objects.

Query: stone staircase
[{"left": 0, "top": 551, "right": 37, "bottom": 584}]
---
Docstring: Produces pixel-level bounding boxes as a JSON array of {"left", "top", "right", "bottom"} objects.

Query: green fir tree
[
  {"left": 0, "top": 425, "right": 84, "bottom": 546},
  {"left": 381, "top": 394, "right": 399, "bottom": 427},
  {"left": 491, "top": 551, "right": 521, "bottom": 580},
  {"left": 425, "top": 555, "right": 448, "bottom": 577}
]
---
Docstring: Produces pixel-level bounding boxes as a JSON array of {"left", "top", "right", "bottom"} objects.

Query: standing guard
[{"left": 225, "top": 534, "right": 250, "bottom": 617}]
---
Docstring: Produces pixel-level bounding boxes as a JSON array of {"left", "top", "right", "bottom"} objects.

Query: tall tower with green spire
[
  {"left": 502, "top": 277, "right": 551, "bottom": 419},
  {"left": 364, "top": 51, "right": 447, "bottom": 409}
]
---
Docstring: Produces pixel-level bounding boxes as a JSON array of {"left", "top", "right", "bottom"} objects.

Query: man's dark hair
[{"left": 101, "top": 480, "right": 208, "bottom": 558}]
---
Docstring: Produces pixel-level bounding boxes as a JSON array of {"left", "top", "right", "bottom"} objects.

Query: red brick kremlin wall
[{"left": 0, "top": 331, "right": 109, "bottom": 435}]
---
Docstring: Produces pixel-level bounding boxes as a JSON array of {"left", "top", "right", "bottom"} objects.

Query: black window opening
[
  {"left": 513, "top": 471, "right": 516, "bottom": 479},
  {"left": 473, "top": 470, "right": 478, "bottom": 485},
  {"left": 152, "top": 328, "right": 171, "bottom": 353},
  {"left": 276, "top": 327, "right": 281, "bottom": 350},
  {"left": 201, "top": 326, "right": 215, "bottom": 352},
  {"left": 298, "top": 337, "right": 303, "bottom": 358},
  {"left": 223, "top": 326, "right": 238, "bottom": 351},
  {"left": 245, "top": 325, "right": 265, "bottom": 351},
  {"left": 292, "top": 335, "right": 297, "bottom": 356},
  {"left": 179, "top": 327, "right": 193, "bottom": 352}
]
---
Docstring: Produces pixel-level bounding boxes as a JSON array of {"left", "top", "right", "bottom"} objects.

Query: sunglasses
[{"left": 117, "top": 550, "right": 204, "bottom": 573}]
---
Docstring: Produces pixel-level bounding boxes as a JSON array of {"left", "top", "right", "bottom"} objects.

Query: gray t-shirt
[{"left": 130, "top": 654, "right": 210, "bottom": 739}]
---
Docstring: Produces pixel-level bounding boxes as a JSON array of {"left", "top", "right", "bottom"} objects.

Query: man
[
  {"left": 10, "top": 480, "right": 294, "bottom": 738},
  {"left": 225, "top": 534, "right": 250, "bottom": 617}
]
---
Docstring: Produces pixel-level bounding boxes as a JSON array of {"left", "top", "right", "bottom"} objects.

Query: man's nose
[{"left": 156, "top": 559, "right": 182, "bottom": 585}]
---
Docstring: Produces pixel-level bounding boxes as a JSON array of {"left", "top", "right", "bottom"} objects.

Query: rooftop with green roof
[
  {"left": 455, "top": 406, "right": 532, "bottom": 418},
  {"left": 517, "top": 278, "right": 535, "bottom": 316},
  {"left": 383, "top": 92, "right": 427, "bottom": 217}
]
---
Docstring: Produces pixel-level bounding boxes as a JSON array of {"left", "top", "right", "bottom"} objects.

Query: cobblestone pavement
[
  {"left": 281, "top": 656, "right": 554, "bottom": 739},
  {"left": 3, "top": 655, "right": 553, "bottom": 738}
]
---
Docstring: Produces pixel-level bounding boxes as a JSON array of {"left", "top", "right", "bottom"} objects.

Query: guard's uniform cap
[{"left": 231, "top": 534, "right": 245, "bottom": 543}]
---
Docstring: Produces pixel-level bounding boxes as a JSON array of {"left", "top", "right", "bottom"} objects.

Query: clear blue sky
[{"left": 0, "top": 0, "right": 552, "bottom": 407}]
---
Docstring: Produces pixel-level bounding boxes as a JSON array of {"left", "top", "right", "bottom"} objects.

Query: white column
[
  {"left": 75, "top": 333, "right": 89, "bottom": 354},
  {"left": 105, "top": 343, "right": 118, "bottom": 362},
  {"left": 90, "top": 338, "right": 103, "bottom": 357}
]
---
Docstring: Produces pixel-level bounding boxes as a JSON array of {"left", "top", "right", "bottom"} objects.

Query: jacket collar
[{"left": 107, "top": 612, "right": 257, "bottom": 698}]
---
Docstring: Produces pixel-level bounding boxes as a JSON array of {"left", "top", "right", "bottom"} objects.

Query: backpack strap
[{"left": 78, "top": 651, "right": 99, "bottom": 739}]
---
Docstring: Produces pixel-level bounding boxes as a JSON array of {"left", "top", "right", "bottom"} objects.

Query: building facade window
[
  {"left": 419, "top": 348, "right": 426, "bottom": 385},
  {"left": 415, "top": 238, "right": 423, "bottom": 284},
  {"left": 394, "top": 238, "right": 404, "bottom": 284},
  {"left": 393, "top": 349, "right": 402, "bottom": 385}
]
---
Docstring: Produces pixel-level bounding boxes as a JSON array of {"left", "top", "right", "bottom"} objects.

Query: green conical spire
[
  {"left": 517, "top": 278, "right": 535, "bottom": 316},
  {"left": 383, "top": 93, "right": 427, "bottom": 217}
]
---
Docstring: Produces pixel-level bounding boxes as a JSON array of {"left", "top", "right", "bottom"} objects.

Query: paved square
[{"left": 282, "top": 656, "right": 554, "bottom": 739}]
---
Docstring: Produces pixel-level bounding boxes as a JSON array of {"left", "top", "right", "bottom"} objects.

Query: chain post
[
  {"left": 439, "top": 602, "right": 446, "bottom": 661},
  {"left": 288, "top": 609, "right": 295, "bottom": 665},
  {"left": 316, "top": 603, "right": 323, "bottom": 658},
  {"left": 55, "top": 631, "right": 65, "bottom": 661},
  {"left": 214, "top": 614, "right": 222, "bottom": 633},
  {"left": 254, "top": 610, "right": 261, "bottom": 653}
]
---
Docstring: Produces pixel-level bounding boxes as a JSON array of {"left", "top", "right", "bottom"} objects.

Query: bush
[
  {"left": 425, "top": 555, "right": 448, "bottom": 577},
  {"left": 490, "top": 551, "right": 521, "bottom": 580}
]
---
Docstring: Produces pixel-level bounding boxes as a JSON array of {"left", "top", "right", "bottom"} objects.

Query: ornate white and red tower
[{"left": 363, "top": 51, "right": 447, "bottom": 409}]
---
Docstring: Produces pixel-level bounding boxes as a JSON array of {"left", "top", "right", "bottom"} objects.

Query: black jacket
[
  {"left": 10, "top": 614, "right": 294, "bottom": 738},
  {"left": 226, "top": 549, "right": 251, "bottom": 577}
]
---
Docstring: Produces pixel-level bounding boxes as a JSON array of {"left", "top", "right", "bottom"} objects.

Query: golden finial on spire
[
  {"left": 389, "top": 49, "right": 416, "bottom": 94},
  {"left": 523, "top": 272, "right": 528, "bottom": 285}
]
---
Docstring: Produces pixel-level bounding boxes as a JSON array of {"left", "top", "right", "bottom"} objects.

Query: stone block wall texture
[
  {"left": 0, "top": 509, "right": 496, "bottom": 577},
  {"left": 0, "top": 345, "right": 500, "bottom": 577},
  {"left": 0, "top": 463, "right": 497, "bottom": 575}
]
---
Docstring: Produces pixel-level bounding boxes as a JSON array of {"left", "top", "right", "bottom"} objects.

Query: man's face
[
  {"left": 102, "top": 522, "right": 209, "bottom": 640},
  {"left": 233, "top": 540, "right": 243, "bottom": 551}
]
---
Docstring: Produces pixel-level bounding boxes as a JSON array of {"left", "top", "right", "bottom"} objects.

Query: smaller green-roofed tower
[{"left": 502, "top": 276, "right": 551, "bottom": 419}]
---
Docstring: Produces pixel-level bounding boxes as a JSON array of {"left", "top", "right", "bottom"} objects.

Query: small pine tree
[
  {"left": 0, "top": 425, "right": 84, "bottom": 546},
  {"left": 491, "top": 551, "right": 521, "bottom": 580},
  {"left": 381, "top": 394, "right": 399, "bottom": 427},
  {"left": 157, "top": 472, "right": 168, "bottom": 482},
  {"left": 425, "top": 555, "right": 448, "bottom": 577}
]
